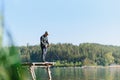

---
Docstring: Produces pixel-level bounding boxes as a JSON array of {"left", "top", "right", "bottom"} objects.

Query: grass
[{"left": 0, "top": 16, "right": 29, "bottom": 80}]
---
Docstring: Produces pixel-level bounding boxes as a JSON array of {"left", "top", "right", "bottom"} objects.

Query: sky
[{"left": 1, "top": 0, "right": 120, "bottom": 46}]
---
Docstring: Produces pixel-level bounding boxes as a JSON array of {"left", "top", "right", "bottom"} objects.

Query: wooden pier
[{"left": 22, "top": 62, "right": 55, "bottom": 80}]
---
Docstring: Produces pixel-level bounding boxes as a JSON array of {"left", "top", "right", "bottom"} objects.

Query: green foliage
[
  {"left": 19, "top": 43, "right": 120, "bottom": 67},
  {"left": 104, "top": 52, "right": 114, "bottom": 66},
  {"left": 0, "top": 14, "right": 28, "bottom": 80},
  {"left": 83, "top": 58, "right": 96, "bottom": 66},
  {"left": 0, "top": 43, "right": 28, "bottom": 80}
]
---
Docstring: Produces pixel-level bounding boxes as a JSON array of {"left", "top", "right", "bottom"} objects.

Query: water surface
[{"left": 35, "top": 67, "right": 120, "bottom": 80}]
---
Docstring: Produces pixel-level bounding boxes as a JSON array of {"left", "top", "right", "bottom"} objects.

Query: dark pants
[{"left": 41, "top": 47, "right": 47, "bottom": 62}]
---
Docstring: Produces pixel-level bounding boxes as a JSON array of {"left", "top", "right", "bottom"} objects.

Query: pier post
[
  {"left": 22, "top": 62, "right": 55, "bottom": 80},
  {"left": 30, "top": 66, "right": 36, "bottom": 80},
  {"left": 46, "top": 66, "right": 52, "bottom": 80}
]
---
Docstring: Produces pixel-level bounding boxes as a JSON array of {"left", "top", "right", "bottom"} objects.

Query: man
[{"left": 40, "top": 31, "right": 49, "bottom": 62}]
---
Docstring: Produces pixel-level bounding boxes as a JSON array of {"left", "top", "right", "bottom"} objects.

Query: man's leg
[
  {"left": 43, "top": 48, "right": 47, "bottom": 62},
  {"left": 41, "top": 48, "right": 44, "bottom": 62}
]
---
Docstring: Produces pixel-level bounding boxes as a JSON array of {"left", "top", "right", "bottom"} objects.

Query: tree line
[{"left": 19, "top": 43, "right": 120, "bottom": 67}]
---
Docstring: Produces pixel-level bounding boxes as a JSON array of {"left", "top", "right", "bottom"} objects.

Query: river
[{"left": 34, "top": 67, "right": 120, "bottom": 80}]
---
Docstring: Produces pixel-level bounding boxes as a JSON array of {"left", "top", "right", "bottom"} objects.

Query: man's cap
[{"left": 45, "top": 31, "right": 48, "bottom": 35}]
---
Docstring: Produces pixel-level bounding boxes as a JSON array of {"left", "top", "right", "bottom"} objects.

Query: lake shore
[
  {"left": 53, "top": 65, "right": 120, "bottom": 68},
  {"left": 81, "top": 65, "right": 120, "bottom": 68}
]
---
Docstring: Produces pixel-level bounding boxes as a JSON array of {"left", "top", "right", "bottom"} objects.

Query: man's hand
[{"left": 47, "top": 44, "right": 49, "bottom": 47}]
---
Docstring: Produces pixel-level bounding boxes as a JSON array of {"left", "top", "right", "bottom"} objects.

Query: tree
[{"left": 104, "top": 52, "right": 114, "bottom": 65}]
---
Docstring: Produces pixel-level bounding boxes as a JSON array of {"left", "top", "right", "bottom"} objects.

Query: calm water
[{"left": 34, "top": 67, "right": 120, "bottom": 80}]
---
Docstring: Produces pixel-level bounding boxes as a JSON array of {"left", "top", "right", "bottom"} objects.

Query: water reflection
[{"left": 35, "top": 67, "right": 120, "bottom": 80}]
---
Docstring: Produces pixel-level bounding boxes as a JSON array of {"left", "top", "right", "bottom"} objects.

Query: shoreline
[{"left": 52, "top": 65, "right": 120, "bottom": 68}]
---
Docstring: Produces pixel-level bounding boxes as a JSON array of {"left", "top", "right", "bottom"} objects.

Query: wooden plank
[
  {"left": 22, "top": 62, "right": 55, "bottom": 66},
  {"left": 30, "top": 66, "right": 36, "bottom": 80},
  {"left": 46, "top": 67, "right": 52, "bottom": 80}
]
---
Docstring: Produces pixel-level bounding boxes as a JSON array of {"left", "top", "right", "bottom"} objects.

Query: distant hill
[{"left": 19, "top": 43, "right": 120, "bottom": 66}]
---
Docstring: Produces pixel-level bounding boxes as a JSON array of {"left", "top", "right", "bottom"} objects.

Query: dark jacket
[{"left": 40, "top": 35, "right": 49, "bottom": 48}]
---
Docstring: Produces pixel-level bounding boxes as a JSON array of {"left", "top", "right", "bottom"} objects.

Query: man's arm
[
  {"left": 46, "top": 37, "right": 49, "bottom": 47},
  {"left": 40, "top": 36, "right": 46, "bottom": 46}
]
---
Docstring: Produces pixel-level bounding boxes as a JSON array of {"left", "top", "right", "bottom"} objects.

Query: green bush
[{"left": 0, "top": 23, "right": 28, "bottom": 80}]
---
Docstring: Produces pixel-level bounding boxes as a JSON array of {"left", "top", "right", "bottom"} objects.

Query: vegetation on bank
[
  {"left": 19, "top": 43, "right": 120, "bottom": 67},
  {"left": 0, "top": 11, "right": 28, "bottom": 79},
  {"left": 0, "top": 24, "right": 28, "bottom": 79}
]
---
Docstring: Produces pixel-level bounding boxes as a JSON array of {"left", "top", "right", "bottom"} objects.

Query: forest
[{"left": 19, "top": 43, "right": 120, "bottom": 67}]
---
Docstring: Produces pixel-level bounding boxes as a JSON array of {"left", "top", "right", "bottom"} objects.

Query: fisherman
[{"left": 40, "top": 31, "right": 49, "bottom": 62}]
